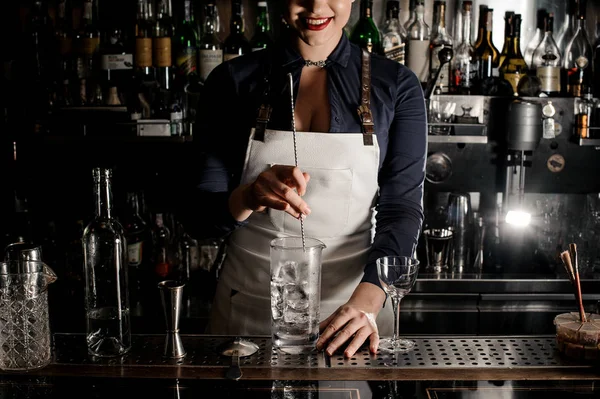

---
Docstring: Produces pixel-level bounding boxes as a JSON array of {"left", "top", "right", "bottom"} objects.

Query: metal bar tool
[
  {"left": 288, "top": 72, "right": 306, "bottom": 251},
  {"left": 158, "top": 280, "right": 186, "bottom": 358}
]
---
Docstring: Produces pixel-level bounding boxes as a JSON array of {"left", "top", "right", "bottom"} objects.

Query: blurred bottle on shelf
[
  {"left": 382, "top": 0, "right": 407, "bottom": 64},
  {"left": 429, "top": 0, "right": 453, "bottom": 93},
  {"left": 531, "top": 13, "right": 561, "bottom": 97},
  {"left": 499, "top": 14, "right": 527, "bottom": 97},
  {"left": 198, "top": 2, "right": 223, "bottom": 83},
  {"left": 451, "top": 1, "right": 475, "bottom": 94},
  {"left": 224, "top": 0, "right": 250, "bottom": 61},
  {"left": 498, "top": 11, "right": 514, "bottom": 69},
  {"left": 350, "top": 0, "right": 382, "bottom": 55},
  {"left": 55, "top": 0, "right": 74, "bottom": 107},
  {"left": 563, "top": 0, "right": 592, "bottom": 97},
  {"left": 406, "top": 0, "right": 430, "bottom": 84},
  {"left": 153, "top": 0, "right": 175, "bottom": 92},
  {"left": 75, "top": 0, "right": 101, "bottom": 105},
  {"left": 524, "top": 9, "right": 547, "bottom": 67},
  {"left": 250, "top": 1, "right": 273, "bottom": 52}
]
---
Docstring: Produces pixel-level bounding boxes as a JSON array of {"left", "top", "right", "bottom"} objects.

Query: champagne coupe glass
[{"left": 376, "top": 256, "right": 420, "bottom": 353}]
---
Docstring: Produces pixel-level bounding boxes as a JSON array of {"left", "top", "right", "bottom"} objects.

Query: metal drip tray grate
[
  {"left": 329, "top": 337, "right": 571, "bottom": 369},
  {"left": 52, "top": 334, "right": 325, "bottom": 368}
]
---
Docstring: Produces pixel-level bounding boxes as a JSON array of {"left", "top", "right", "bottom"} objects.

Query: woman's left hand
[{"left": 316, "top": 283, "right": 386, "bottom": 358}]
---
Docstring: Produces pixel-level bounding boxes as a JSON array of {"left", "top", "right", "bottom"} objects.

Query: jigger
[{"left": 158, "top": 280, "right": 186, "bottom": 359}]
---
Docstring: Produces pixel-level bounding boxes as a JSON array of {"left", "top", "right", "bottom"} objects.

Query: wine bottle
[
  {"left": 174, "top": 0, "right": 198, "bottom": 79},
  {"left": 83, "top": 168, "right": 131, "bottom": 358},
  {"left": 350, "top": 0, "right": 382, "bottom": 54},
  {"left": 153, "top": 0, "right": 174, "bottom": 91},
  {"left": 524, "top": 9, "right": 547, "bottom": 67},
  {"left": 532, "top": 13, "right": 561, "bottom": 96},
  {"left": 75, "top": 0, "right": 100, "bottom": 105},
  {"left": 134, "top": 0, "right": 154, "bottom": 85},
  {"left": 198, "top": 3, "right": 223, "bottom": 82},
  {"left": 406, "top": 0, "right": 430, "bottom": 84},
  {"left": 224, "top": 0, "right": 250, "bottom": 61},
  {"left": 250, "top": 1, "right": 273, "bottom": 51},
  {"left": 563, "top": 0, "right": 592, "bottom": 97},
  {"left": 429, "top": 0, "right": 453, "bottom": 93},
  {"left": 474, "top": 8, "right": 499, "bottom": 81},
  {"left": 499, "top": 14, "right": 527, "bottom": 96},
  {"left": 498, "top": 11, "right": 515, "bottom": 69},
  {"left": 382, "top": 0, "right": 407, "bottom": 64}
]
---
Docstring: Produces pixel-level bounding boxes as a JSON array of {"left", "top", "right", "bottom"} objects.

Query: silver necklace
[{"left": 304, "top": 59, "right": 327, "bottom": 68}]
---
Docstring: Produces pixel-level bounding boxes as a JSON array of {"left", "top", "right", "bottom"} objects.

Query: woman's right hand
[{"left": 230, "top": 165, "right": 311, "bottom": 221}]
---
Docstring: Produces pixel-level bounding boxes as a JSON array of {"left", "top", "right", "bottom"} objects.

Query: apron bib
[{"left": 207, "top": 49, "right": 393, "bottom": 337}]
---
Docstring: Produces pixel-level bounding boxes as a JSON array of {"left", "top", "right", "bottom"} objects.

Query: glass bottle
[
  {"left": 403, "top": 0, "right": 416, "bottom": 33},
  {"left": 532, "top": 13, "right": 561, "bottom": 96},
  {"left": 563, "top": 0, "right": 592, "bottom": 97},
  {"left": 451, "top": 1, "right": 476, "bottom": 94},
  {"left": 55, "top": 0, "right": 74, "bottom": 107},
  {"left": 83, "top": 168, "right": 131, "bottom": 357},
  {"left": 406, "top": 0, "right": 430, "bottom": 84},
  {"left": 153, "top": 213, "right": 173, "bottom": 281},
  {"left": 382, "top": 0, "right": 406, "bottom": 64},
  {"left": 350, "top": 0, "right": 382, "bottom": 55},
  {"left": 250, "top": 1, "right": 273, "bottom": 51},
  {"left": 134, "top": 0, "right": 154, "bottom": 84},
  {"left": 99, "top": 24, "right": 133, "bottom": 106},
  {"left": 198, "top": 3, "right": 223, "bottom": 82},
  {"left": 524, "top": 9, "right": 547, "bottom": 68},
  {"left": 576, "top": 88, "right": 597, "bottom": 138},
  {"left": 473, "top": 5, "right": 488, "bottom": 50},
  {"left": 224, "top": 0, "right": 250, "bottom": 61},
  {"left": 75, "top": 0, "right": 100, "bottom": 105},
  {"left": 474, "top": 8, "right": 499, "bottom": 80},
  {"left": 500, "top": 14, "right": 528, "bottom": 96},
  {"left": 153, "top": 0, "right": 174, "bottom": 91},
  {"left": 429, "top": 1, "right": 453, "bottom": 93},
  {"left": 556, "top": 0, "right": 576, "bottom": 57},
  {"left": 174, "top": 0, "right": 198, "bottom": 80},
  {"left": 498, "top": 11, "right": 515, "bottom": 69},
  {"left": 123, "top": 191, "right": 152, "bottom": 316},
  {"left": 594, "top": 22, "right": 600, "bottom": 97}
]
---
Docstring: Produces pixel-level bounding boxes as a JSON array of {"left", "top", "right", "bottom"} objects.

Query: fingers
[
  {"left": 316, "top": 308, "right": 379, "bottom": 358},
  {"left": 250, "top": 166, "right": 312, "bottom": 217}
]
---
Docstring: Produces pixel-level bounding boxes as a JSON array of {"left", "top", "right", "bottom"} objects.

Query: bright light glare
[{"left": 505, "top": 210, "right": 532, "bottom": 227}]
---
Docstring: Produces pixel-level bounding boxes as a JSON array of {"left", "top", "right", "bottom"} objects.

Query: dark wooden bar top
[{"left": 3, "top": 333, "right": 599, "bottom": 382}]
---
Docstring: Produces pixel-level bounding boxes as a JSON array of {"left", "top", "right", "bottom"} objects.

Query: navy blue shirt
[{"left": 185, "top": 32, "right": 427, "bottom": 288}]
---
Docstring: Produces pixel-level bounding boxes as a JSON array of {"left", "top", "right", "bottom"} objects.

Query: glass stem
[{"left": 392, "top": 296, "right": 402, "bottom": 342}]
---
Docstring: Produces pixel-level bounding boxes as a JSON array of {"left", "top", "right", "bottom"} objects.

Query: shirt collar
[{"left": 275, "top": 31, "right": 351, "bottom": 69}]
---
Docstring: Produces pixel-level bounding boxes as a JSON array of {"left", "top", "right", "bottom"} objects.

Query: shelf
[
  {"left": 19, "top": 135, "right": 193, "bottom": 144},
  {"left": 579, "top": 138, "right": 600, "bottom": 147},
  {"left": 428, "top": 135, "right": 488, "bottom": 144}
]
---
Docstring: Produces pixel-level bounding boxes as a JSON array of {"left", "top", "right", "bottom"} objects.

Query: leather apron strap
[
  {"left": 254, "top": 50, "right": 375, "bottom": 146},
  {"left": 357, "top": 49, "right": 374, "bottom": 146}
]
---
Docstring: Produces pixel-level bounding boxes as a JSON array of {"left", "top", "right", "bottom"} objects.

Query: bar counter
[{"left": 2, "top": 333, "right": 597, "bottom": 381}]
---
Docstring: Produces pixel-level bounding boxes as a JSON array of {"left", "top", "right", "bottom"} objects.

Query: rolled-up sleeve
[{"left": 361, "top": 66, "right": 427, "bottom": 288}]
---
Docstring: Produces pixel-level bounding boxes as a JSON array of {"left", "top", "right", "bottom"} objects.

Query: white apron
[{"left": 207, "top": 49, "right": 393, "bottom": 337}]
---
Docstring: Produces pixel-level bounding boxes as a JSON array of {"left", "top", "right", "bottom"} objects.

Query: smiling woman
[{"left": 181, "top": 0, "right": 427, "bottom": 359}]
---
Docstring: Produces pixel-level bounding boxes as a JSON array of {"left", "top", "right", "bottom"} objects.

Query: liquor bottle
[
  {"left": 152, "top": 213, "right": 173, "bottom": 280},
  {"left": 250, "top": 1, "right": 273, "bottom": 51},
  {"left": 25, "top": 0, "right": 55, "bottom": 84},
  {"left": 406, "top": 0, "right": 430, "bottom": 84},
  {"left": 350, "top": 0, "right": 382, "bottom": 54},
  {"left": 82, "top": 168, "right": 131, "bottom": 357},
  {"left": 75, "top": 0, "right": 100, "bottom": 105},
  {"left": 563, "top": 0, "right": 592, "bottom": 97},
  {"left": 174, "top": 0, "right": 198, "bottom": 80},
  {"left": 55, "top": 0, "right": 74, "bottom": 106},
  {"left": 524, "top": 9, "right": 547, "bottom": 67},
  {"left": 594, "top": 22, "right": 600, "bottom": 97},
  {"left": 198, "top": 3, "right": 223, "bottom": 82},
  {"left": 134, "top": 0, "right": 154, "bottom": 84},
  {"left": 499, "top": 14, "right": 527, "bottom": 96},
  {"left": 429, "top": 1, "right": 453, "bottom": 93},
  {"left": 451, "top": 1, "right": 476, "bottom": 94},
  {"left": 382, "top": 0, "right": 406, "bottom": 64},
  {"left": 122, "top": 191, "right": 152, "bottom": 316},
  {"left": 99, "top": 24, "right": 133, "bottom": 105},
  {"left": 556, "top": 0, "right": 576, "bottom": 57},
  {"left": 474, "top": 8, "right": 500, "bottom": 81},
  {"left": 532, "top": 13, "right": 561, "bottom": 96},
  {"left": 498, "top": 11, "right": 515, "bottom": 69},
  {"left": 224, "top": 0, "right": 250, "bottom": 61},
  {"left": 153, "top": 0, "right": 174, "bottom": 91}
]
